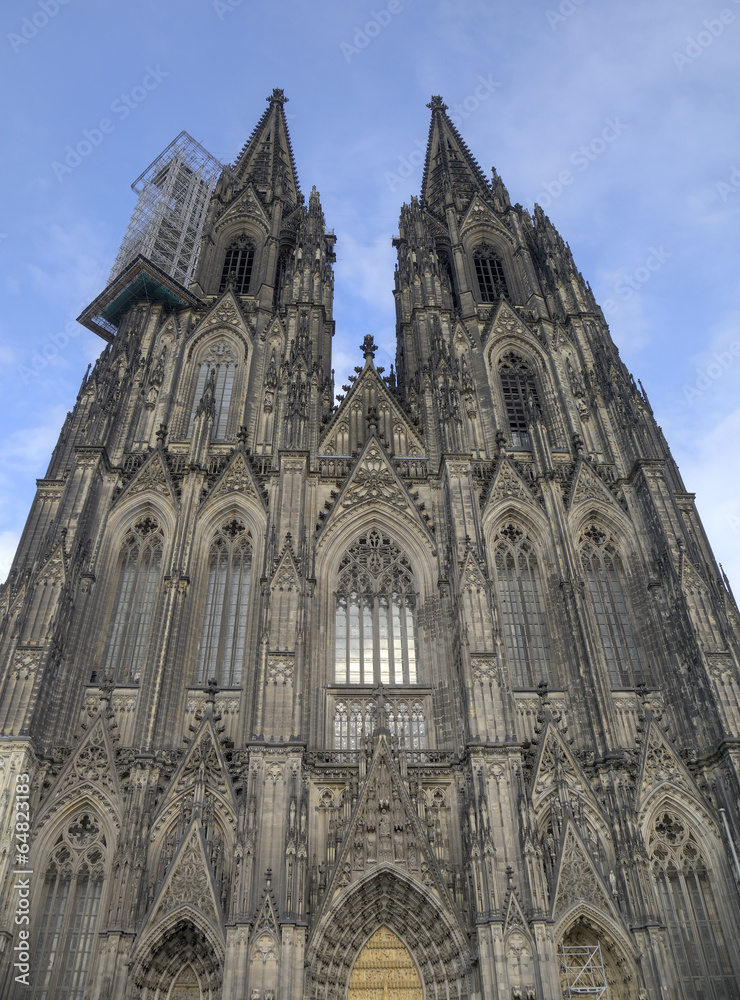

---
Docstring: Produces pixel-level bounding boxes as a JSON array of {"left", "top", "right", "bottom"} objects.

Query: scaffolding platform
[
  {"left": 110, "top": 131, "right": 223, "bottom": 288},
  {"left": 558, "top": 944, "right": 609, "bottom": 999}
]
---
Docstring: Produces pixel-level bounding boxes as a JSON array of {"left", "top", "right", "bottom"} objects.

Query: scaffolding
[
  {"left": 558, "top": 944, "right": 609, "bottom": 1000},
  {"left": 110, "top": 131, "right": 223, "bottom": 288}
]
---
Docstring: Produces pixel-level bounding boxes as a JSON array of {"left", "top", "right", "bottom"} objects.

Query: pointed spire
[
  {"left": 231, "top": 88, "right": 301, "bottom": 204},
  {"left": 421, "top": 96, "right": 490, "bottom": 208}
]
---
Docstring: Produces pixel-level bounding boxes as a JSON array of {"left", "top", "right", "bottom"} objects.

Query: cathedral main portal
[{"left": 347, "top": 928, "right": 423, "bottom": 1000}]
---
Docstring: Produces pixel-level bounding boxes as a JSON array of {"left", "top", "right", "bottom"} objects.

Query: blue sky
[{"left": 1, "top": 0, "right": 739, "bottom": 590}]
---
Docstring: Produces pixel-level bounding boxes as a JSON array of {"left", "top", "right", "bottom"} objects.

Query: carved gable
[
  {"left": 568, "top": 459, "right": 618, "bottom": 510},
  {"left": 271, "top": 543, "right": 300, "bottom": 592},
  {"left": 459, "top": 548, "right": 488, "bottom": 591},
  {"left": 201, "top": 447, "right": 266, "bottom": 509},
  {"left": 115, "top": 447, "right": 178, "bottom": 506},
  {"left": 36, "top": 712, "right": 121, "bottom": 831},
  {"left": 483, "top": 299, "right": 532, "bottom": 347},
  {"left": 214, "top": 182, "right": 270, "bottom": 235},
  {"left": 483, "top": 457, "right": 538, "bottom": 511},
  {"left": 320, "top": 736, "right": 451, "bottom": 908},
  {"left": 530, "top": 724, "right": 589, "bottom": 812},
  {"left": 637, "top": 717, "right": 699, "bottom": 809},
  {"left": 151, "top": 819, "right": 222, "bottom": 927},
  {"left": 503, "top": 887, "right": 529, "bottom": 936},
  {"left": 319, "top": 362, "right": 424, "bottom": 460},
  {"left": 460, "top": 193, "right": 512, "bottom": 244},
  {"left": 190, "top": 289, "right": 254, "bottom": 343},
  {"left": 151, "top": 723, "right": 237, "bottom": 842},
  {"left": 552, "top": 825, "right": 615, "bottom": 922}
]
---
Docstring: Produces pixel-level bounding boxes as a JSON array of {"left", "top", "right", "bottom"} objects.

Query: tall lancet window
[
  {"left": 649, "top": 812, "right": 738, "bottom": 999},
  {"left": 499, "top": 353, "right": 539, "bottom": 449},
  {"left": 197, "top": 518, "right": 252, "bottom": 686},
  {"left": 494, "top": 524, "right": 549, "bottom": 688},
  {"left": 335, "top": 530, "right": 418, "bottom": 686},
  {"left": 473, "top": 244, "right": 508, "bottom": 302},
  {"left": 219, "top": 234, "right": 255, "bottom": 294},
  {"left": 31, "top": 813, "right": 106, "bottom": 1000},
  {"left": 187, "top": 340, "right": 239, "bottom": 440},
  {"left": 102, "top": 517, "right": 163, "bottom": 684},
  {"left": 580, "top": 525, "right": 640, "bottom": 687}
]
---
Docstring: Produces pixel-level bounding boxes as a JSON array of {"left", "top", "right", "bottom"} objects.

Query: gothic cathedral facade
[{"left": 1, "top": 90, "right": 740, "bottom": 1000}]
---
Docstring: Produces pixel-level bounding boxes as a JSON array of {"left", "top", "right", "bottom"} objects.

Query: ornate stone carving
[
  {"left": 553, "top": 830, "right": 612, "bottom": 919},
  {"left": 342, "top": 442, "right": 407, "bottom": 509},
  {"left": 266, "top": 656, "right": 294, "bottom": 685},
  {"left": 154, "top": 824, "right": 218, "bottom": 921}
]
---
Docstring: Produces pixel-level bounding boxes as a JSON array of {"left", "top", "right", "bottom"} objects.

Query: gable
[
  {"left": 200, "top": 447, "right": 267, "bottom": 511},
  {"left": 114, "top": 447, "right": 179, "bottom": 508},
  {"left": 320, "top": 361, "right": 424, "bottom": 460}
]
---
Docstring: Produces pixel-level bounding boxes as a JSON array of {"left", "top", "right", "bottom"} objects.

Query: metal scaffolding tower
[
  {"left": 558, "top": 944, "right": 609, "bottom": 999},
  {"left": 110, "top": 131, "right": 223, "bottom": 288}
]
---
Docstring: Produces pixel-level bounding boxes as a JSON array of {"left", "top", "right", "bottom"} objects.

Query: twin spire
[
  {"left": 231, "top": 88, "right": 301, "bottom": 204},
  {"left": 232, "top": 90, "right": 500, "bottom": 210}
]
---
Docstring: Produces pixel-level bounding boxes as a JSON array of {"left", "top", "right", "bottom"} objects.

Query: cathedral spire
[
  {"left": 231, "top": 87, "right": 301, "bottom": 204},
  {"left": 420, "top": 95, "right": 490, "bottom": 209}
]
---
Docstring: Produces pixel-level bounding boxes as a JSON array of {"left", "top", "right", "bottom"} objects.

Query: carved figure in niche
[
  {"left": 379, "top": 808, "right": 391, "bottom": 851},
  {"left": 366, "top": 824, "right": 377, "bottom": 862},
  {"left": 394, "top": 826, "right": 404, "bottom": 860},
  {"left": 407, "top": 833, "right": 418, "bottom": 869}
]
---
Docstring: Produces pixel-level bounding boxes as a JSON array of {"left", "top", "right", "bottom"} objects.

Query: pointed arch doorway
[{"left": 348, "top": 927, "right": 423, "bottom": 1000}]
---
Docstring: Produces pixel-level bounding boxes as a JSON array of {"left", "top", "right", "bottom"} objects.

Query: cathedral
[{"left": 2, "top": 88, "right": 740, "bottom": 1000}]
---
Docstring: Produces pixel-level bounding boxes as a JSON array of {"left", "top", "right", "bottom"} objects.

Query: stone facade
[{"left": 1, "top": 90, "right": 740, "bottom": 1000}]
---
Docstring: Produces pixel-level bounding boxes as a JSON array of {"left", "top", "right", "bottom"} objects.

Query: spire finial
[
  {"left": 268, "top": 88, "right": 288, "bottom": 105},
  {"left": 361, "top": 334, "right": 377, "bottom": 360},
  {"left": 427, "top": 95, "right": 448, "bottom": 112}
]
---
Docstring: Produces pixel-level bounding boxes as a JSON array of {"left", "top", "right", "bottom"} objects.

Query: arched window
[
  {"left": 436, "top": 243, "right": 459, "bottom": 309},
  {"left": 494, "top": 524, "right": 550, "bottom": 688},
  {"left": 580, "top": 525, "right": 640, "bottom": 687},
  {"left": 273, "top": 244, "right": 292, "bottom": 310},
  {"left": 649, "top": 812, "right": 738, "bottom": 998},
  {"left": 102, "top": 517, "right": 163, "bottom": 683},
  {"left": 187, "top": 340, "right": 239, "bottom": 440},
  {"left": 197, "top": 518, "right": 252, "bottom": 686},
  {"left": 335, "top": 530, "right": 418, "bottom": 686},
  {"left": 473, "top": 244, "right": 508, "bottom": 302},
  {"left": 31, "top": 813, "right": 106, "bottom": 1000},
  {"left": 219, "top": 235, "right": 255, "bottom": 294},
  {"left": 499, "top": 353, "right": 539, "bottom": 449}
]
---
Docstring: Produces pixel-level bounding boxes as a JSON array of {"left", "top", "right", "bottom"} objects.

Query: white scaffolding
[
  {"left": 558, "top": 944, "right": 609, "bottom": 999},
  {"left": 110, "top": 131, "right": 223, "bottom": 288}
]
